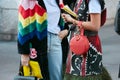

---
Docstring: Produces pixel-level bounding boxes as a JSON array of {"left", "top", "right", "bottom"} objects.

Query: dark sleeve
[
  {"left": 98, "top": 0, "right": 105, "bottom": 10},
  {"left": 17, "top": 40, "right": 30, "bottom": 54}
]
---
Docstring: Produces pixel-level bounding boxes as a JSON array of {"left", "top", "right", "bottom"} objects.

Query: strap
[
  {"left": 74, "top": 0, "right": 83, "bottom": 13},
  {"left": 18, "top": 65, "right": 32, "bottom": 76}
]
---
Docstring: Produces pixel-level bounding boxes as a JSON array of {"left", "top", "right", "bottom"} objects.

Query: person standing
[
  {"left": 17, "top": 0, "right": 72, "bottom": 80},
  {"left": 62, "top": 0, "right": 111, "bottom": 80}
]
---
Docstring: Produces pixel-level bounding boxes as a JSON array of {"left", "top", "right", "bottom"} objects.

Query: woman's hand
[
  {"left": 58, "top": 29, "right": 69, "bottom": 40},
  {"left": 21, "top": 54, "right": 30, "bottom": 66},
  {"left": 61, "top": 13, "right": 74, "bottom": 23}
]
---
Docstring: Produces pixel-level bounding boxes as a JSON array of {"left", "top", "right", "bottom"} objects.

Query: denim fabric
[{"left": 47, "top": 32, "right": 62, "bottom": 80}]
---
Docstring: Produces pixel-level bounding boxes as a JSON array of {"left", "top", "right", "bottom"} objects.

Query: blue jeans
[{"left": 47, "top": 32, "right": 62, "bottom": 80}]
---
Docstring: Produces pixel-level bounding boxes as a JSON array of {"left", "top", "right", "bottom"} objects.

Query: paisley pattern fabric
[{"left": 65, "top": 0, "right": 102, "bottom": 77}]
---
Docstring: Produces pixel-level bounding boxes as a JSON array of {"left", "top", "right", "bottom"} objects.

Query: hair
[{"left": 98, "top": 0, "right": 105, "bottom": 10}]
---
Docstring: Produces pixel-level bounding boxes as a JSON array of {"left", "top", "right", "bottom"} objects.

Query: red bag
[{"left": 70, "top": 29, "right": 90, "bottom": 55}]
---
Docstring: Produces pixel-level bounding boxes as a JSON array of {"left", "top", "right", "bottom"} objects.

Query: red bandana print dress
[{"left": 65, "top": 0, "right": 102, "bottom": 77}]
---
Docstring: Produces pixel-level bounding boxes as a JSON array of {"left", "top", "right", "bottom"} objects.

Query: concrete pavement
[
  {"left": 0, "top": 21, "right": 120, "bottom": 80},
  {"left": 99, "top": 21, "right": 120, "bottom": 80},
  {"left": 0, "top": 41, "right": 19, "bottom": 80}
]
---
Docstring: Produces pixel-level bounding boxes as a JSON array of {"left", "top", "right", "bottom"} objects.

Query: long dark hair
[{"left": 98, "top": 0, "right": 105, "bottom": 10}]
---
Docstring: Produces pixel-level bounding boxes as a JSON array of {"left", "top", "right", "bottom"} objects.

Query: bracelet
[
  {"left": 77, "top": 21, "right": 83, "bottom": 29},
  {"left": 59, "top": 3, "right": 64, "bottom": 9},
  {"left": 72, "top": 19, "right": 77, "bottom": 25},
  {"left": 72, "top": 19, "right": 83, "bottom": 29}
]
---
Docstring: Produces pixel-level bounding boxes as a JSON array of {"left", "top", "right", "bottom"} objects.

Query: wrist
[
  {"left": 77, "top": 21, "right": 83, "bottom": 29},
  {"left": 72, "top": 19, "right": 77, "bottom": 25},
  {"left": 21, "top": 54, "right": 30, "bottom": 59}
]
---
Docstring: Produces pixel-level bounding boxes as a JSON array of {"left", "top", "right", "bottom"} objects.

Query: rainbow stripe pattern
[{"left": 18, "top": 0, "right": 47, "bottom": 45}]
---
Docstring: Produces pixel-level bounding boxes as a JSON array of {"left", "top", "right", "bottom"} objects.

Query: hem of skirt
[{"left": 63, "top": 73, "right": 102, "bottom": 80}]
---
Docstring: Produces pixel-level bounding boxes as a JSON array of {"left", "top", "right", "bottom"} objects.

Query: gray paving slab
[{"left": 0, "top": 23, "right": 120, "bottom": 80}]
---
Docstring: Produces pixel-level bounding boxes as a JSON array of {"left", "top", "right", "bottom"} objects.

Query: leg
[{"left": 47, "top": 32, "right": 62, "bottom": 80}]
